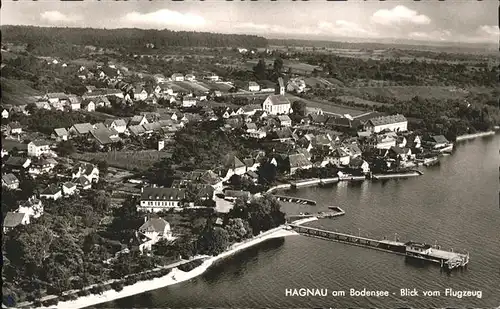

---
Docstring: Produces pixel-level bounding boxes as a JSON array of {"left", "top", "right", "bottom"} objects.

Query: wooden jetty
[
  {"left": 288, "top": 225, "right": 469, "bottom": 271},
  {"left": 372, "top": 170, "right": 423, "bottom": 180},
  {"left": 272, "top": 195, "right": 316, "bottom": 205},
  {"left": 287, "top": 207, "right": 345, "bottom": 221}
]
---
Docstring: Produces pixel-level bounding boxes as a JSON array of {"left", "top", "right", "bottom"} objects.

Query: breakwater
[{"left": 456, "top": 131, "right": 495, "bottom": 141}]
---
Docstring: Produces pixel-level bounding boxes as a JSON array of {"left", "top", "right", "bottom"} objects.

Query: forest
[{"left": 2, "top": 26, "right": 268, "bottom": 57}]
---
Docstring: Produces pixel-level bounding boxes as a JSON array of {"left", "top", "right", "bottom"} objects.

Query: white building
[
  {"left": 171, "top": 73, "right": 184, "bottom": 82},
  {"left": 248, "top": 81, "right": 260, "bottom": 92},
  {"left": 262, "top": 94, "right": 292, "bottom": 115},
  {"left": 139, "top": 187, "right": 186, "bottom": 212},
  {"left": 27, "top": 140, "right": 51, "bottom": 157},
  {"left": 135, "top": 216, "right": 174, "bottom": 252},
  {"left": 364, "top": 114, "right": 408, "bottom": 133}
]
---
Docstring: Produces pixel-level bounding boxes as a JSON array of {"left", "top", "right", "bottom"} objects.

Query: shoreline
[{"left": 36, "top": 226, "right": 303, "bottom": 309}]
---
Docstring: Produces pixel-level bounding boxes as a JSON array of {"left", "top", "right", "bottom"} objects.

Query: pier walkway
[
  {"left": 288, "top": 224, "right": 469, "bottom": 270},
  {"left": 272, "top": 195, "right": 316, "bottom": 205}
]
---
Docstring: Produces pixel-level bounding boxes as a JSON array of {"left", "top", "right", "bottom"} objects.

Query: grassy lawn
[{"left": 71, "top": 150, "right": 171, "bottom": 172}]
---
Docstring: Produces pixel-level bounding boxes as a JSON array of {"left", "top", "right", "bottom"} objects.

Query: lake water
[{"left": 95, "top": 134, "right": 500, "bottom": 308}]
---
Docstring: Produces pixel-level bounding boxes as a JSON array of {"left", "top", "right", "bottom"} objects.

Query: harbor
[{"left": 288, "top": 224, "right": 469, "bottom": 271}]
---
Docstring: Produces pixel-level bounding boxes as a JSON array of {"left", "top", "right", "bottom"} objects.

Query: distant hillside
[
  {"left": 268, "top": 38, "right": 498, "bottom": 55},
  {"left": 1, "top": 25, "right": 268, "bottom": 55}
]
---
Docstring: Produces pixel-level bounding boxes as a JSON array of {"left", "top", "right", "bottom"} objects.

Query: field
[
  {"left": 342, "top": 86, "right": 490, "bottom": 101},
  {"left": 71, "top": 150, "right": 171, "bottom": 171},
  {"left": 245, "top": 59, "right": 321, "bottom": 74},
  {"left": 285, "top": 93, "right": 369, "bottom": 117},
  {"left": 172, "top": 81, "right": 210, "bottom": 93},
  {"left": 1, "top": 77, "right": 42, "bottom": 106},
  {"left": 337, "top": 95, "right": 391, "bottom": 107}
]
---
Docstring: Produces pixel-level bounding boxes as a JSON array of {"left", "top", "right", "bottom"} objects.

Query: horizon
[{"left": 1, "top": 1, "right": 498, "bottom": 48}]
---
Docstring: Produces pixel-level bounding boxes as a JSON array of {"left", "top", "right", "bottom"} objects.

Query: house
[
  {"left": 139, "top": 187, "right": 186, "bottom": 212},
  {"left": 27, "top": 140, "right": 51, "bottom": 157},
  {"left": 153, "top": 74, "right": 167, "bottom": 83},
  {"left": 221, "top": 155, "right": 247, "bottom": 179},
  {"left": 35, "top": 101, "right": 52, "bottom": 110},
  {"left": 90, "top": 127, "right": 121, "bottom": 146},
  {"left": 349, "top": 157, "right": 370, "bottom": 174},
  {"left": 7, "top": 122, "right": 23, "bottom": 135},
  {"left": 104, "top": 119, "right": 127, "bottom": 134},
  {"left": 94, "top": 97, "right": 111, "bottom": 108},
  {"left": 185, "top": 74, "right": 196, "bottom": 81},
  {"left": 28, "top": 158, "right": 56, "bottom": 176},
  {"left": 248, "top": 81, "right": 260, "bottom": 92},
  {"left": 375, "top": 134, "right": 397, "bottom": 150},
  {"left": 52, "top": 128, "right": 69, "bottom": 141},
  {"left": 81, "top": 100, "right": 96, "bottom": 112},
  {"left": 72, "top": 163, "right": 99, "bottom": 182},
  {"left": 62, "top": 182, "right": 77, "bottom": 196},
  {"left": 69, "top": 123, "right": 94, "bottom": 136},
  {"left": 242, "top": 104, "right": 262, "bottom": 116},
  {"left": 77, "top": 176, "right": 92, "bottom": 190},
  {"left": 135, "top": 216, "right": 173, "bottom": 252},
  {"left": 364, "top": 114, "right": 408, "bottom": 133},
  {"left": 2, "top": 173, "right": 20, "bottom": 190},
  {"left": 262, "top": 94, "right": 292, "bottom": 115},
  {"left": 171, "top": 73, "right": 184, "bottom": 82},
  {"left": 16, "top": 196, "right": 44, "bottom": 219},
  {"left": 329, "top": 148, "right": 351, "bottom": 166},
  {"left": 134, "top": 87, "right": 149, "bottom": 101},
  {"left": 4, "top": 156, "right": 31, "bottom": 171},
  {"left": 40, "top": 186, "right": 62, "bottom": 200},
  {"left": 429, "top": 135, "right": 450, "bottom": 149},
  {"left": 277, "top": 115, "right": 292, "bottom": 127},
  {"left": 2, "top": 109, "right": 9, "bottom": 119},
  {"left": 224, "top": 190, "right": 251, "bottom": 202},
  {"left": 205, "top": 73, "right": 219, "bottom": 81},
  {"left": 288, "top": 153, "right": 313, "bottom": 174},
  {"left": 406, "top": 134, "right": 422, "bottom": 149},
  {"left": 245, "top": 122, "right": 258, "bottom": 133},
  {"left": 129, "top": 115, "right": 149, "bottom": 127},
  {"left": 68, "top": 96, "right": 81, "bottom": 111},
  {"left": 386, "top": 146, "right": 412, "bottom": 161},
  {"left": 128, "top": 125, "right": 146, "bottom": 136},
  {"left": 287, "top": 78, "right": 307, "bottom": 93},
  {"left": 308, "top": 113, "right": 328, "bottom": 125},
  {"left": 182, "top": 96, "right": 197, "bottom": 108},
  {"left": 249, "top": 128, "right": 267, "bottom": 139},
  {"left": 3, "top": 212, "right": 30, "bottom": 233},
  {"left": 271, "top": 127, "right": 295, "bottom": 142},
  {"left": 343, "top": 143, "right": 363, "bottom": 158}
]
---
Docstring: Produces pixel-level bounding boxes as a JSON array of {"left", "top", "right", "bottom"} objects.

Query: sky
[{"left": 2, "top": 0, "right": 498, "bottom": 45}]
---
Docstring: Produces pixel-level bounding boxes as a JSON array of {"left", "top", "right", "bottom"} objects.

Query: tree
[
  {"left": 196, "top": 225, "right": 229, "bottom": 256},
  {"left": 273, "top": 57, "right": 283, "bottom": 74},
  {"left": 225, "top": 218, "right": 252, "bottom": 242},
  {"left": 253, "top": 59, "right": 267, "bottom": 80},
  {"left": 292, "top": 100, "right": 307, "bottom": 116},
  {"left": 56, "top": 140, "right": 75, "bottom": 156},
  {"left": 257, "top": 161, "right": 277, "bottom": 185},
  {"left": 89, "top": 190, "right": 111, "bottom": 214}
]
